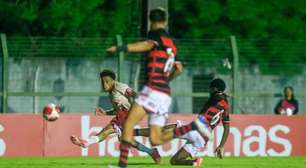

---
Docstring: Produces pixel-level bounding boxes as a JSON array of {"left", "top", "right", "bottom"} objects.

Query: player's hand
[
  {"left": 95, "top": 107, "right": 107, "bottom": 116},
  {"left": 215, "top": 146, "right": 224, "bottom": 159},
  {"left": 106, "top": 46, "right": 117, "bottom": 53}
]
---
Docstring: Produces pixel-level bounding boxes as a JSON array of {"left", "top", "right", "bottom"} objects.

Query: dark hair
[
  {"left": 210, "top": 78, "right": 226, "bottom": 92},
  {"left": 284, "top": 86, "right": 295, "bottom": 100},
  {"left": 149, "top": 8, "right": 167, "bottom": 22},
  {"left": 99, "top": 70, "right": 116, "bottom": 80}
]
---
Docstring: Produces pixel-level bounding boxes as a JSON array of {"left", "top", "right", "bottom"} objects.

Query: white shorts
[
  {"left": 176, "top": 121, "right": 206, "bottom": 157},
  {"left": 182, "top": 130, "right": 206, "bottom": 157},
  {"left": 135, "top": 86, "right": 172, "bottom": 126},
  {"left": 112, "top": 124, "right": 122, "bottom": 137}
]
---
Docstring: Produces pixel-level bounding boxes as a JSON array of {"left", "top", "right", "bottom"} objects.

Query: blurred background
[{"left": 0, "top": 0, "right": 306, "bottom": 114}]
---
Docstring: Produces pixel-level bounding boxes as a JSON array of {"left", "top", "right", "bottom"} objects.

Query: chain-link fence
[
  {"left": 1, "top": 34, "right": 306, "bottom": 114},
  {"left": 238, "top": 39, "right": 306, "bottom": 114}
]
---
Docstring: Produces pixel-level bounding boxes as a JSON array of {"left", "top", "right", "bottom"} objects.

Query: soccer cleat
[
  {"left": 150, "top": 148, "right": 161, "bottom": 164},
  {"left": 70, "top": 135, "right": 89, "bottom": 148},
  {"left": 193, "top": 116, "right": 213, "bottom": 140},
  {"left": 193, "top": 157, "right": 203, "bottom": 167}
]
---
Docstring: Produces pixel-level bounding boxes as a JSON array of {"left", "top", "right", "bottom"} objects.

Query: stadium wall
[{"left": 0, "top": 114, "right": 305, "bottom": 157}]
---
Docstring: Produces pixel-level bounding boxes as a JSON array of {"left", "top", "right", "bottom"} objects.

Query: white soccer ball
[{"left": 43, "top": 103, "right": 60, "bottom": 122}]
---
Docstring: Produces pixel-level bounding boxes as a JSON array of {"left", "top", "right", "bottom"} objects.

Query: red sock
[{"left": 118, "top": 141, "right": 130, "bottom": 167}]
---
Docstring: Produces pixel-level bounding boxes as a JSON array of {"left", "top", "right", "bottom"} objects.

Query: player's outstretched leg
[
  {"left": 153, "top": 116, "right": 211, "bottom": 145},
  {"left": 71, "top": 123, "right": 115, "bottom": 148},
  {"left": 134, "top": 124, "right": 177, "bottom": 137},
  {"left": 170, "top": 148, "right": 203, "bottom": 167},
  {"left": 149, "top": 122, "right": 186, "bottom": 146}
]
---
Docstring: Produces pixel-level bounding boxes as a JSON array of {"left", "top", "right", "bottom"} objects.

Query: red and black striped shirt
[
  {"left": 199, "top": 97, "right": 230, "bottom": 129},
  {"left": 146, "top": 28, "right": 177, "bottom": 94}
]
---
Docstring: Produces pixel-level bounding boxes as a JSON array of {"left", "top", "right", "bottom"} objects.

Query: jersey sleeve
[{"left": 117, "top": 83, "right": 135, "bottom": 98}]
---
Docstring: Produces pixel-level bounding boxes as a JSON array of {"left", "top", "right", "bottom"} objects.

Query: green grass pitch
[{"left": 0, "top": 157, "right": 305, "bottom": 168}]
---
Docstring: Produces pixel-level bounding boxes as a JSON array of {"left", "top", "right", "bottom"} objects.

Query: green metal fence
[{"left": 1, "top": 34, "right": 306, "bottom": 114}]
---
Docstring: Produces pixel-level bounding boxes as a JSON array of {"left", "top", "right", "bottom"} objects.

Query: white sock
[{"left": 87, "top": 136, "right": 100, "bottom": 145}]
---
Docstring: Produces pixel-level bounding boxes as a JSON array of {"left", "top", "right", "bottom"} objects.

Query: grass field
[{"left": 0, "top": 157, "right": 305, "bottom": 168}]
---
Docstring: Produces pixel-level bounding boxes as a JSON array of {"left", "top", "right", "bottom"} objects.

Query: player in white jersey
[{"left": 71, "top": 70, "right": 161, "bottom": 164}]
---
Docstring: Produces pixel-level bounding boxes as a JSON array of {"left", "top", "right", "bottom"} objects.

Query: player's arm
[
  {"left": 106, "top": 41, "right": 155, "bottom": 53},
  {"left": 215, "top": 123, "right": 229, "bottom": 159},
  {"left": 169, "top": 61, "right": 183, "bottom": 81},
  {"left": 215, "top": 107, "right": 230, "bottom": 159}
]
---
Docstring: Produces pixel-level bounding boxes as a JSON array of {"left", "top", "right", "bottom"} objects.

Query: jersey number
[
  {"left": 163, "top": 48, "right": 175, "bottom": 73},
  {"left": 210, "top": 110, "right": 224, "bottom": 126}
]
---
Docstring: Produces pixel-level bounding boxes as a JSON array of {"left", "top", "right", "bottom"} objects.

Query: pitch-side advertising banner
[{"left": 0, "top": 114, "right": 305, "bottom": 157}]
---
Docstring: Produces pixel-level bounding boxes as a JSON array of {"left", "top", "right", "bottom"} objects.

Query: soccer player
[
  {"left": 70, "top": 70, "right": 160, "bottom": 164},
  {"left": 106, "top": 8, "right": 184, "bottom": 167},
  {"left": 107, "top": 7, "right": 231, "bottom": 167},
  {"left": 134, "top": 78, "right": 230, "bottom": 167}
]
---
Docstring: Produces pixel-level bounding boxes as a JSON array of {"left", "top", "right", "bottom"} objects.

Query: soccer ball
[{"left": 43, "top": 103, "right": 60, "bottom": 121}]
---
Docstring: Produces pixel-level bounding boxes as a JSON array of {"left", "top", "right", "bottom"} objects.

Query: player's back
[
  {"left": 199, "top": 96, "right": 230, "bottom": 129},
  {"left": 146, "top": 28, "right": 177, "bottom": 94}
]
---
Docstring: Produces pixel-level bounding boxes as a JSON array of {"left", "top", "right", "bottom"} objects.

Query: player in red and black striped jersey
[
  {"left": 146, "top": 27, "right": 179, "bottom": 94},
  {"left": 133, "top": 78, "right": 230, "bottom": 166},
  {"left": 106, "top": 8, "right": 183, "bottom": 168},
  {"left": 199, "top": 79, "right": 230, "bottom": 130},
  {"left": 169, "top": 78, "right": 230, "bottom": 159},
  {"left": 197, "top": 78, "right": 230, "bottom": 158}
]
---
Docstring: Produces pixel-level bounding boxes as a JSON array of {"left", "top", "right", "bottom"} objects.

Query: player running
[
  {"left": 107, "top": 7, "right": 231, "bottom": 168},
  {"left": 106, "top": 8, "right": 183, "bottom": 168},
  {"left": 134, "top": 78, "right": 230, "bottom": 167},
  {"left": 70, "top": 70, "right": 160, "bottom": 164}
]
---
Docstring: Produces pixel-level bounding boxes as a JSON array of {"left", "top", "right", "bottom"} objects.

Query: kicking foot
[
  {"left": 150, "top": 148, "right": 161, "bottom": 164},
  {"left": 193, "top": 157, "right": 203, "bottom": 167},
  {"left": 70, "top": 135, "right": 89, "bottom": 148},
  {"left": 193, "top": 116, "right": 213, "bottom": 140}
]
